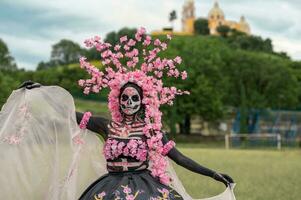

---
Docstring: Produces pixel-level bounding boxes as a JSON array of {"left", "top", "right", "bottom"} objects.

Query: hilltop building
[{"left": 152, "top": 0, "right": 251, "bottom": 36}]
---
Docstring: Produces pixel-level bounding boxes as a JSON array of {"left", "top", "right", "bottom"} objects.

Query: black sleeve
[
  {"left": 162, "top": 134, "right": 215, "bottom": 178},
  {"left": 76, "top": 112, "right": 110, "bottom": 138}
]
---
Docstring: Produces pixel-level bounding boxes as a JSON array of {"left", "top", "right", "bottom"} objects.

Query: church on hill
[{"left": 152, "top": 0, "right": 251, "bottom": 36}]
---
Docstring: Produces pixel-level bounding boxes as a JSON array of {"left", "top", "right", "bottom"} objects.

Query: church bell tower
[{"left": 182, "top": 0, "right": 195, "bottom": 34}]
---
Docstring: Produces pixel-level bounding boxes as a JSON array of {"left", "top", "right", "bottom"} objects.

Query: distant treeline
[{"left": 1, "top": 27, "right": 301, "bottom": 135}]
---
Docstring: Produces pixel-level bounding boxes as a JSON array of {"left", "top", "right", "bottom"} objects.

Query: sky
[{"left": 0, "top": 0, "right": 301, "bottom": 70}]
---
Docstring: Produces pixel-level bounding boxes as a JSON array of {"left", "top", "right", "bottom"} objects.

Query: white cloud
[
  {"left": 1, "top": 0, "right": 300, "bottom": 70},
  {"left": 17, "top": 61, "right": 38, "bottom": 71},
  {"left": 1, "top": 34, "right": 55, "bottom": 70},
  {"left": 2, "top": 34, "right": 53, "bottom": 58},
  {"left": 272, "top": 36, "right": 301, "bottom": 60}
]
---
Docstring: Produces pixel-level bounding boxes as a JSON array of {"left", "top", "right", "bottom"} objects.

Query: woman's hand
[
  {"left": 18, "top": 80, "right": 41, "bottom": 89},
  {"left": 213, "top": 172, "right": 234, "bottom": 187}
]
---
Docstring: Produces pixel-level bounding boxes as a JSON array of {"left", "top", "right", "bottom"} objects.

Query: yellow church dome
[{"left": 208, "top": 1, "right": 225, "bottom": 20}]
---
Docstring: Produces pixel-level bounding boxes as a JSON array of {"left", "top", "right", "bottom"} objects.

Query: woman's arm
[
  {"left": 162, "top": 134, "right": 234, "bottom": 187},
  {"left": 76, "top": 112, "right": 110, "bottom": 138}
]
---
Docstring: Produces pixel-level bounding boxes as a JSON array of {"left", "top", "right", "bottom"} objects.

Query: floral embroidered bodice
[{"left": 103, "top": 120, "right": 149, "bottom": 172}]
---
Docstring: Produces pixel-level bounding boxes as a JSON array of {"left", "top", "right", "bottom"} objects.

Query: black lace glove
[
  {"left": 75, "top": 112, "right": 110, "bottom": 138},
  {"left": 162, "top": 134, "right": 234, "bottom": 187},
  {"left": 18, "top": 80, "right": 41, "bottom": 89},
  {"left": 213, "top": 172, "right": 234, "bottom": 187}
]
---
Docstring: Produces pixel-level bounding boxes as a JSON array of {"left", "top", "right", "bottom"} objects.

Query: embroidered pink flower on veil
[{"left": 78, "top": 27, "right": 189, "bottom": 185}]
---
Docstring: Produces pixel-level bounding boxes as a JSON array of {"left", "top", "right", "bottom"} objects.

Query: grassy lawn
[
  {"left": 174, "top": 148, "right": 301, "bottom": 200},
  {"left": 73, "top": 99, "right": 300, "bottom": 199},
  {"left": 74, "top": 98, "right": 109, "bottom": 117},
  {"left": 2, "top": 142, "right": 299, "bottom": 199}
]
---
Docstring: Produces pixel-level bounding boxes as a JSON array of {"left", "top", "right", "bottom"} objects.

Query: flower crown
[
  {"left": 78, "top": 27, "right": 189, "bottom": 184},
  {"left": 78, "top": 27, "right": 188, "bottom": 136}
]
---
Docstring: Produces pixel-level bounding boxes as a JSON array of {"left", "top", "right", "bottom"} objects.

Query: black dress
[
  {"left": 79, "top": 120, "right": 184, "bottom": 200},
  {"left": 76, "top": 113, "right": 225, "bottom": 200}
]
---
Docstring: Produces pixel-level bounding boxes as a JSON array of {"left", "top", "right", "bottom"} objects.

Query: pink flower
[
  {"left": 101, "top": 50, "right": 112, "bottom": 58},
  {"left": 158, "top": 188, "right": 170, "bottom": 196},
  {"left": 127, "top": 39, "right": 136, "bottom": 46},
  {"left": 114, "top": 44, "right": 121, "bottom": 51},
  {"left": 78, "top": 79, "right": 85, "bottom": 87},
  {"left": 123, "top": 185, "right": 132, "bottom": 194},
  {"left": 154, "top": 71, "right": 163, "bottom": 78},
  {"left": 4, "top": 135, "right": 21, "bottom": 145},
  {"left": 83, "top": 87, "right": 90, "bottom": 95},
  {"left": 181, "top": 71, "right": 187, "bottom": 80},
  {"left": 79, "top": 112, "right": 92, "bottom": 129},
  {"left": 72, "top": 134, "right": 85, "bottom": 145},
  {"left": 135, "top": 33, "right": 142, "bottom": 42},
  {"left": 92, "top": 85, "right": 100, "bottom": 93},
  {"left": 162, "top": 140, "right": 175, "bottom": 156},
  {"left": 143, "top": 35, "right": 151, "bottom": 46},
  {"left": 84, "top": 39, "right": 93, "bottom": 48},
  {"left": 132, "top": 49, "right": 139, "bottom": 56},
  {"left": 126, "top": 195, "right": 135, "bottom": 200},
  {"left": 154, "top": 39, "right": 161, "bottom": 46},
  {"left": 120, "top": 35, "right": 128, "bottom": 43},
  {"left": 174, "top": 56, "right": 182, "bottom": 64},
  {"left": 124, "top": 45, "right": 130, "bottom": 51},
  {"left": 94, "top": 35, "right": 101, "bottom": 42},
  {"left": 97, "top": 191, "right": 106, "bottom": 198},
  {"left": 137, "top": 27, "right": 146, "bottom": 35},
  {"left": 161, "top": 42, "right": 167, "bottom": 50},
  {"left": 103, "top": 138, "right": 147, "bottom": 161}
]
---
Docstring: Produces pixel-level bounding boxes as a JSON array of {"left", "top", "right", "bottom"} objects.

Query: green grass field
[
  {"left": 74, "top": 98, "right": 109, "bottom": 116},
  {"left": 74, "top": 99, "right": 300, "bottom": 199},
  {"left": 174, "top": 148, "right": 301, "bottom": 200}
]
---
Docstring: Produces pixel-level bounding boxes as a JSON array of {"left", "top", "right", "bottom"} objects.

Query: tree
[
  {"left": 0, "top": 39, "right": 17, "bottom": 70},
  {"left": 222, "top": 51, "right": 299, "bottom": 133},
  {"left": 36, "top": 61, "right": 51, "bottom": 70},
  {"left": 216, "top": 25, "right": 231, "bottom": 37},
  {"left": 0, "top": 71, "right": 19, "bottom": 107},
  {"left": 262, "top": 38, "right": 273, "bottom": 52},
  {"left": 289, "top": 61, "right": 301, "bottom": 108},
  {"left": 169, "top": 10, "right": 177, "bottom": 30},
  {"left": 83, "top": 48, "right": 100, "bottom": 61},
  {"left": 161, "top": 36, "right": 228, "bottom": 134},
  {"left": 194, "top": 18, "right": 210, "bottom": 35},
  {"left": 50, "top": 39, "right": 82, "bottom": 66},
  {"left": 226, "top": 34, "right": 274, "bottom": 53},
  {"left": 105, "top": 31, "right": 118, "bottom": 46},
  {"left": 159, "top": 35, "right": 299, "bottom": 135},
  {"left": 117, "top": 27, "right": 137, "bottom": 39},
  {"left": 104, "top": 27, "right": 137, "bottom": 46},
  {"left": 230, "top": 29, "right": 246, "bottom": 37}
]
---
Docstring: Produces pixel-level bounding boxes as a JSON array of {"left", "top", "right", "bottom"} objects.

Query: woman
[
  {"left": 75, "top": 82, "right": 233, "bottom": 200},
  {"left": 75, "top": 27, "right": 234, "bottom": 200},
  {"left": 0, "top": 27, "right": 235, "bottom": 200}
]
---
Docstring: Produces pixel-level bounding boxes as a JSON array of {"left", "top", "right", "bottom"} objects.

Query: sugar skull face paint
[{"left": 119, "top": 86, "right": 141, "bottom": 116}]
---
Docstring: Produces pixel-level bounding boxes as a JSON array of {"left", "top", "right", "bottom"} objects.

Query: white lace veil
[
  {"left": 0, "top": 86, "right": 107, "bottom": 199},
  {"left": 166, "top": 160, "right": 236, "bottom": 200},
  {"left": 0, "top": 85, "right": 235, "bottom": 200}
]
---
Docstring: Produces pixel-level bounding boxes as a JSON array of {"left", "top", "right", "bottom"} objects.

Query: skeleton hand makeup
[{"left": 119, "top": 86, "right": 142, "bottom": 116}]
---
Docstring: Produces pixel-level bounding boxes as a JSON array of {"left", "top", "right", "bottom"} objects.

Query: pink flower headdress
[{"left": 78, "top": 27, "right": 189, "bottom": 185}]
